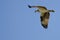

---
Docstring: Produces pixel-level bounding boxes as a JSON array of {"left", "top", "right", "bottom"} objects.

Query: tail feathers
[
  {"left": 41, "top": 24, "right": 48, "bottom": 29},
  {"left": 28, "top": 5, "right": 32, "bottom": 8}
]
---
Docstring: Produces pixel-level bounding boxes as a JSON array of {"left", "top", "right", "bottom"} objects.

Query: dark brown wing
[
  {"left": 28, "top": 5, "right": 47, "bottom": 10},
  {"left": 40, "top": 12, "right": 50, "bottom": 29}
]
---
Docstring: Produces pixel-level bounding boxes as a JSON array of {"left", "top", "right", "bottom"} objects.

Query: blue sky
[{"left": 0, "top": 0, "right": 60, "bottom": 40}]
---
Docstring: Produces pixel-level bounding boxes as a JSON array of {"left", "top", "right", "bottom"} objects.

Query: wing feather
[{"left": 28, "top": 5, "right": 47, "bottom": 10}]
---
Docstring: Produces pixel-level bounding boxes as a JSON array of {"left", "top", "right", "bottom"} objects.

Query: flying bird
[{"left": 28, "top": 5, "right": 55, "bottom": 29}]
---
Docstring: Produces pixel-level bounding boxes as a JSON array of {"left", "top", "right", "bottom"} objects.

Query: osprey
[{"left": 28, "top": 5, "right": 55, "bottom": 29}]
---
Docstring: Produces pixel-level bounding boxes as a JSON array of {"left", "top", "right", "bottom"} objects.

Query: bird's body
[
  {"left": 28, "top": 5, "right": 55, "bottom": 29},
  {"left": 39, "top": 9, "right": 48, "bottom": 16},
  {"left": 40, "top": 12, "right": 50, "bottom": 28}
]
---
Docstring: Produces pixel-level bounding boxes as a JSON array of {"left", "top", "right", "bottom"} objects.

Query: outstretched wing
[
  {"left": 40, "top": 12, "right": 50, "bottom": 29},
  {"left": 28, "top": 5, "right": 47, "bottom": 10}
]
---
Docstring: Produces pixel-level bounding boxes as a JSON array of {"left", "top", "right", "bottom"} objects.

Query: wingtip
[
  {"left": 52, "top": 10, "right": 55, "bottom": 12},
  {"left": 28, "top": 5, "right": 31, "bottom": 8}
]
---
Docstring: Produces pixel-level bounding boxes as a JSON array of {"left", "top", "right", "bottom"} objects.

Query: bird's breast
[{"left": 39, "top": 8, "right": 48, "bottom": 13}]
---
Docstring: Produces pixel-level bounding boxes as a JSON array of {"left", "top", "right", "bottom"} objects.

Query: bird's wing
[
  {"left": 28, "top": 5, "right": 47, "bottom": 10},
  {"left": 40, "top": 12, "right": 50, "bottom": 29}
]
